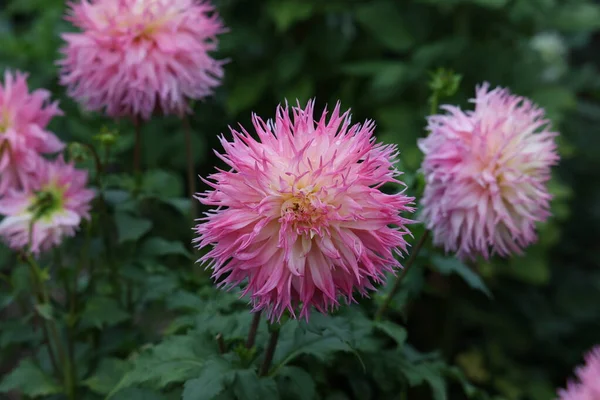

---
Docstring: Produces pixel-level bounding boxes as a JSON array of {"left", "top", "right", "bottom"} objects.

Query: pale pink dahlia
[
  {"left": 0, "top": 71, "right": 64, "bottom": 194},
  {"left": 194, "top": 100, "right": 415, "bottom": 320},
  {"left": 58, "top": 0, "right": 226, "bottom": 120},
  {"left": 0, "top": 157, "right": 95, "bottom": 255},
  {"left": 558, "top": 346, "right": 600, "bottom": 400},
  {"left": 419, "top": 83, "right": 559, "bottom": 260}
]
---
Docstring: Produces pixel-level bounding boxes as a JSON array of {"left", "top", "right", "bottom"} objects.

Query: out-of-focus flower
[
  {"left": 0, "top": 71, "right": 64, "bottom": 193},
  {"left": 419, "top": 83, "right": 559, "bottom": 260},
  {"left": 557, "top": 346, "right": 600, "bottom": 399},
  {"left": 0, "top": 157, "right": 95, "bottom": 255},
  {"left": 58, "top": 0, "right": 226, "bottom": 120},
  {"left": 194, "top": 100, "right": 415, "bottom": 321}
]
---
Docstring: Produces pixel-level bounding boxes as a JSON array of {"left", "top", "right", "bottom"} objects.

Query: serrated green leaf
[
  {"left": 83, "top": 358, "right": 131, "bottom": 395},
  {"left": 80, "top": 296, "right": 129, "bottom": 329},
  {"left": 140, "top": 237, "right": 192, "bottom": 259},
  {"left": 277, "top": 366, "right": 316, "bottom": 400},
  {"left": 0, "top": 359, "right": 62, "bottom": 397},
  {"left": 115, "top": 212, "right": 153, "bottom": 243},
  {"left": 399, "top": 359, "right": 447, "bottom": 400},
  {"left": 272, "top": 321, "right": 353, "bottom": 371},
  {"left": 182, "top": 357, "right": 236, "bottom": 400},
  {"left": 354, "top": 1, "right": 413, "bottom": 52},
  {"left": 142, "top": 169, "right": 184, "bottom": 199},
  {"left": 374, "top": 321, "right": 407, "bottom": 347},
  {"left": 109, "top": 334, "right": 215, "bottom": 397},
  {"left": 233, "top": 370, "right": 279, "bottom": 400},
  {"left": 431, "top": 256, "right": 492, "bottom": 297}
]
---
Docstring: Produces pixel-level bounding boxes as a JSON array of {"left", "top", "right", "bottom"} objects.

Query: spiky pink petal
[
  {"left": 58, "top": 0, "right": 226, "bottom": 120},
  {"left": 419, "top": 83, "right": 559, "bottom": 260},
  {"left": 194, "top": 100, "right": 415, "bottom": 321},
  {"left": 0, "top": 71, "right": 64, "bottom": 193},
  {"left": 557, "top": 346, "right": 600, "bottom": 400}
]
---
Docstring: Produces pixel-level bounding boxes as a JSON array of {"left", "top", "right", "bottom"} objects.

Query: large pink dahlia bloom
[
  {"left": 0, "top": 157, "right": 95, "bottom": 255},
  {"left": 419, "top": 83, "right": 559, "bottom": 260},
  {"left": 0, "top": 71, "right": 64, "bottom": 193},
  {"left": 194, "top": 100, "right": 415, "bottom": 320},
  {"left": 58, "top": 0, "right": 226, "bottom": 120},
  {"left": 557, "top": 346, "right": 600, "bottom": 400}
]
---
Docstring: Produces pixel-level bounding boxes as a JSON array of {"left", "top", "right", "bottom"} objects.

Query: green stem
[
  {"left": 374, "top": 230, "right": 429, "bottom": 320},
  {"left": 182, "top": 116, "right": 197, "bottom": 220},
  {"left": 245, "top": 311, "right": 262, "bottom": 349},
  {"left": 259, "top": 323, "right": 280, "bottom": 377},
  {"left": 24, "top": 255, "right": 73, "bottom": 397}
]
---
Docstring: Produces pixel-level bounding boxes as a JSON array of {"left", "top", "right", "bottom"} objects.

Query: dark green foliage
[{"left": 0, "top": 0, "right": 599, "bottom": 399}]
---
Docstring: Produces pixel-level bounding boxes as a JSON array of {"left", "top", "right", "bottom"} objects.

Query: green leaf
[
  {"left": 35, "top": 303, "right": 54, "bottom": 320},
  {"left": 354, "top": 1, "right": 413, "bottom": 52},
  {"left": 431, "top": 256, "right": 492, "bottom": 297},
  {"left": 374, "top": 321, "right": 407, "bottom": 347},
  {"left": 111, "top": 388, "right": 168, "bottom": 400},
  {"left": 226, "top": 72, "right": 269, "bottom": 116},
  {"left": 142, "top": 169, "right": 184, "bottom": 199},
  {"left": 182, "top": 357, "right": 236, "bottom": 400},
  {"left": 0, "top": 359, "right": 62, "bottom": 397},
  {"left": 277, "top": 366, "right": 316, "bottom": 400},
  {"left": 399, "top": 358, "right": 448, "bottom": 400},
  {"left": 140, "top": 237, "right": 192, "bottom": 259},
  {"left": 233, "top": 370, "right": 279, "bottom": 400},
  {"left": 109, "top": 334, "right": 215, "bottom": 397},
  {"left": 273, "top": 321, "right": 353, "bottom": 370},
  {"left": 80, "top": 296, "right": 129, "bottom": 329},
  {"left": 115, "top": 212, "right": 153, "bottom": 243},
  {"left": 267, "top": 0, "right": 314, "bottom": 32},
  {"left": 83, "top": 358, "right": 131, "bottom": 395}
]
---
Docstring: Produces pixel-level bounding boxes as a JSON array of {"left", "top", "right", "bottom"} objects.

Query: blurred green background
[{"left": 1, "top": 0, "right": 599, "bottom": 398}]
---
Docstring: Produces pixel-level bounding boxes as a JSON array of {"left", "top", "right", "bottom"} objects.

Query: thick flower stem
[
  {"left": 182, "top": 116, "right": 197, "bottom": 220},
  {"left": 133, "top": 117, "right": 142, "bottom": 176},
  {"left": 259, "top": 324, "right": 280, "bottom": 377},
  {"left": 25, "top": 255, "right": 73, "bottom": 398},
  {"left": 375, "top": 230, "right": 430, "bottom": 320},
  {"left": 245, "top": 311, "right": 262, "bottom": 349}
]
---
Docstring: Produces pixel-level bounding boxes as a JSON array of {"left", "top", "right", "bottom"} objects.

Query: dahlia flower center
[
  {"left": 28, "top": 185, "right": 65, "bottom": 221},
  {"left": 280, "top": 189, "right": 329, "bottom": 236},
  {"left": 0, "top": 110, "right": 11, "bottom": 133}
]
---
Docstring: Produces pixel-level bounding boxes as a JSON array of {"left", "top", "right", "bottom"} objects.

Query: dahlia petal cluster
[
  {"left": 557, "top": 346, "right": 600, "bottom": 400},
  {"left": 419, "top": 83, "right": 559, "bottom": 260},
  {"left": 0, "top": 157, "right": 95, "bottom": 255},
  {"left": 59, "top": 0, "right": 226, "bottom": 120},
  {"left": 0, "top": 71, "right": 64, "bottom": 193},
  {"left": 195, "top": 100, "right": 415, "bottom": 320}
]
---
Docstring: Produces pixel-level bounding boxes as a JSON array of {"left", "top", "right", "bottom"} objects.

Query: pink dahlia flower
[
  {"left": 419, "top": 83, "right": 559, "bottom": 260},
  {"left": 58, "top": 0, "right": 226, "bottom": 120},
  {"left": 194, "top": 100, "right": 415, "bottom": 320},
  {"left": 558, "top": 346, "right": 600, "bottom": 400},
  {"left": 0, "top": 71, "right": 64, "bottom": 194},
  {"left": 0, "top": 157, "right": 95, "bottom": 255}
]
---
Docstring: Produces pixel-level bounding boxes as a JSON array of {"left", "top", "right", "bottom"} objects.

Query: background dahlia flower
[
  {"left": 0, "top": 71, "right": 64, "bottom": 194},
  {"left": 557, "top": 346, "right": 600, "bottom": 400},
  {"left": 58, "top": 0, "right": 226, "bottom": 120},
  {"left": 419, "top": 83, "right": 559, "bottom": 260},
  {"left": 0, "top": 157, "right": 95, "bottom": 255},
  {"left": 194, "top": 100, "right": 415, "bottom": 320}
]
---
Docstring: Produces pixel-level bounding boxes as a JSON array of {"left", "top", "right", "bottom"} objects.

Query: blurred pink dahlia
[
  {"left": 558, "top": 346, "right": 600, "bottom": 400},
  {"left": 0, "top": 157, "right": 95, "bottom": 255},
  {"left": 419, "top": 83, "right": 559, "bottom": 260},
  {"left": 194, "top": 100, "right": 415, "bottom": 320},
  {"left": 58, "top": 0, "right": 226, "bottom": 120},
  {"left": 0, "top": 71, "right": 64, "bottom": 194}
]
